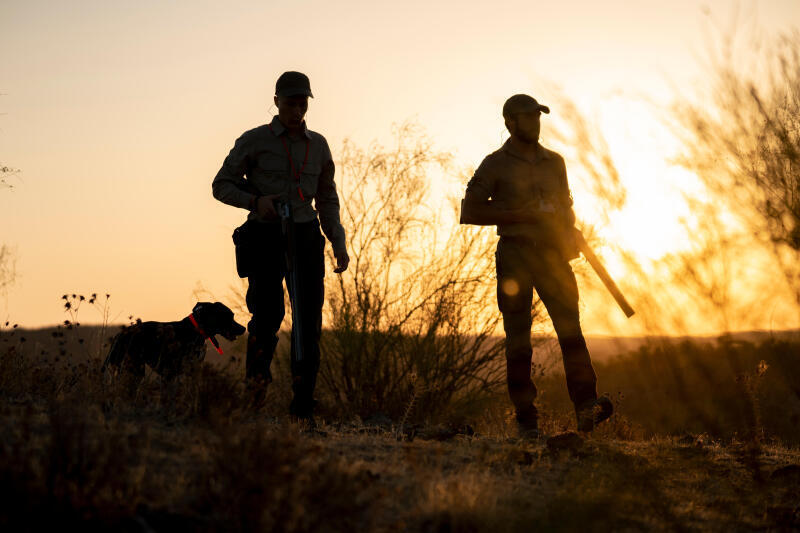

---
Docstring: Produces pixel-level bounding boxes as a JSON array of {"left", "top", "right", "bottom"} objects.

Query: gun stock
[{"left": 574, "top": 231, "right": 635, "bottom": 318}]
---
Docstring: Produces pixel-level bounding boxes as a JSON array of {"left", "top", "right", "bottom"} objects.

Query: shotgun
[
  {"left": 573, "top": 229, "right": 635, "bottom": 318},
  {"left": 276, "top": 194, "right": 305, "bottom": 363}
]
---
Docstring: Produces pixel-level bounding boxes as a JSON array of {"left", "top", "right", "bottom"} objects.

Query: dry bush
[
  {"left": 673, "top": 29, "right": 800, "bottom": 303},
  {"left": 0, "top": 245, "right": 14, "bottom": 296},
  {"left": 0, "top": 163, "right": 17, "bottom": 190},
  {"left": 1, "top": 163, "right": 19, "bottom": 297},
  {"left": 0, "top": 402, "right": 148, "bottom": 530},
  {"left": 0, "top": 333, "right": 381, "bottom": 531},
  {"left": 319, "top": 124, "right": 507, "bottom": 422},
  {"left": 535, "top": 338, "right": 800, "bottom": 444}
]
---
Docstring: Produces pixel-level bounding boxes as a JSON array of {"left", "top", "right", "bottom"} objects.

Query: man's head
[
  {"left": 274, "top": 71, "right": 313, "bottom": 131},
  {"left": 503, "top": 94, "right": 550, "bottom": 144}
]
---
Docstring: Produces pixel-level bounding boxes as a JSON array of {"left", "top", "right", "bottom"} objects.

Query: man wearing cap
[
  {"left": 460, "top": 94, "right": 612, "bottom": 436},
  {"left": 212, "top": 71, "right": 349, "bottom": 420}
]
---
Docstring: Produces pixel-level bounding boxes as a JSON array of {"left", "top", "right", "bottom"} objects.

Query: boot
[
  {"left": 516, "top": 404, "right": 541, "bottom": 439},
  {"left": 576, "top": 396, "right": 613, "bottom": 433}
]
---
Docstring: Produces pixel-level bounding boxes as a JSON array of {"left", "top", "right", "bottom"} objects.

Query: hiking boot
[
  {"left": 517, "top": 419, "right": 542, "bottom": 440},
  {"left": 516, "top": 405, "right": 541, "bottom": 439},
  {"left": 576, "top": 396, "right": 614, "bottom": 433},
  {"left": 289, "top": 397, "right": 317, "bottom": 420}
]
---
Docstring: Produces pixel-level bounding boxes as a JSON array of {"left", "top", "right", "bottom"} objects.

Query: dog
[{"left": 102, "top": 302, "right": 246, "bottom": 379}]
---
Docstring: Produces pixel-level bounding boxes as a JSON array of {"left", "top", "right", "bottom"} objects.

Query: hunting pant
[
  {"left": 496, "top": 237, "right": 597, "bottom": 422},
  {"left": 245, "top": 220, "right": 325, "bottom": 416}
]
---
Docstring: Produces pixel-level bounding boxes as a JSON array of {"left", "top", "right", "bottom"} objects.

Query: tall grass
[{"left": 0, "top": 326, "right": 379, "bottom": 531}]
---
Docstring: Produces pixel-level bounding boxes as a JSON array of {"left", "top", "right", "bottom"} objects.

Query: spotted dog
[{"left": 102, "top": 302, "right": 246, "bottom": 379}]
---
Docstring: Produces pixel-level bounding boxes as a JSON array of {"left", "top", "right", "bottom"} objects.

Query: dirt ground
[{"left": 2, "top": 397, "right": 798, "bottom": 532}]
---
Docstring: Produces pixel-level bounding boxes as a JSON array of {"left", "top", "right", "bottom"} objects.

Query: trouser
[
  {"left": 245, "top": 219, "right": 325, "bottom": 414},
  {"left": 496, "top": 237, "right": 597, "bottom": 420}
]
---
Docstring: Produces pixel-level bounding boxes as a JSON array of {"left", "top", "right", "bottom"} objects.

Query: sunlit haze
[{"left": 2, "top": 0, "right": 799, "bottom": 334}]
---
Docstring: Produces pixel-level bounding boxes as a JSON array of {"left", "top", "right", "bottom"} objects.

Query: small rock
[{"left": 546, "top": 431, "right": 584, "bottom": 454}]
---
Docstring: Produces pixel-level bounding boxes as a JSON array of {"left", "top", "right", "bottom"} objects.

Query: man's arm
[
  {"left": 212, "top": 132, "right": 260, "bottom": 211},
  {"left": 460, "top": 158, "right": 543, "bottom": 225},
  {"left": 556, "top": 156, "right": 577, "bottom": 227},
  {"left": 460, "top": 196, "right": 544, "bottom": 225},
  {"left": 314, "top": 140, "right": 349, "bottom": 272}
]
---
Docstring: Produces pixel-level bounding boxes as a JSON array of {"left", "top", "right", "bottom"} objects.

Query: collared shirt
[
  {"left": 212, "top": 116, "right": 346, "bottom": 253},
  {"left": 465, "top": 139, "right": 576, "bottom": 242}
]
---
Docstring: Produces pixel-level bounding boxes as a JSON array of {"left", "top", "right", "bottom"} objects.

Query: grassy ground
[
  {"left": 1, "top": 400, "right": 799, "bottom": 532},
  {"left": 1, "top": 328, "right": 799, "bottom": 531}
]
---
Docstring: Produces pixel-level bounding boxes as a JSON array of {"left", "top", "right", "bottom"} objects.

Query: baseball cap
[
  {"left": 275, "top": 71, "right": 313, "bottom": 98},
  {"left": 502, "top": 94, "right": 550, "bottom": 117}
]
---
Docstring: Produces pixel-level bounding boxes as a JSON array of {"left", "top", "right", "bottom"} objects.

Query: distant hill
[{"left": 4, "top": 324, "right": 798, "bottom": 366}]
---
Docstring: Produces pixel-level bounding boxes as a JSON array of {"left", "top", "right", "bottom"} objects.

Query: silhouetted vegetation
[
  {"left": 2, "top": 323, "right": 800, "bottom": 530},
  {"left": 318, "top": 125, "right": 510, "bottom": 422},
  {"left": 3, "top": 25, "right": 800, "bottom": 530},
  {"left": 1, "top": 164, "right": 17, "bottom": 295},
  {"left": 674, "top": 30, "right": 800, "bottom": 304}
]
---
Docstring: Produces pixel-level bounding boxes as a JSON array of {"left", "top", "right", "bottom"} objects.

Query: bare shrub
[
  {"left": 0, "top": 163, "right": 18, "bottom": 190},
  {"left": 1, "top": 163, "right": 19, "bottom": 298},
  {"left": 535, "top": 337, "right": 800, "bottom": 444},
  {"left": 0, "top": 245, "right": 14, "bottom": 296},
  {"left": 673, "top": 30, "right": 800, "bottom": 303},
  {"left": 319, "top": 124, "right": 507, "bottom": 421},
  {"left": 0, "top": 403, "right": 148, "bottom": 530}
]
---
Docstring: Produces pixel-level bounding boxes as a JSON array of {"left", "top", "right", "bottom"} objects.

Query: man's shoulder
[
  {"left": 306, "top": 128, "right": 329, "bottom": 146},
  {"left": 479, "top": 147, "right": 507, "bottom": 168},
  {"left": 236, "top": 124, "right": 273, "bottom": 143},
  {"left": 539, "top": 145, "right": 565, "bottom": 163}
]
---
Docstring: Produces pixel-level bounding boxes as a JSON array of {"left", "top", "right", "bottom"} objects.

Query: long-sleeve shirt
[
  {"left": 464, "top": 139, "right": 576, "bottom": 245},
  {"left": 212, "top": 116, "right": 347, "bottom": 253}
]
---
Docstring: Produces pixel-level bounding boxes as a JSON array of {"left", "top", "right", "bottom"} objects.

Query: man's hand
[
  {"left": 333, "top": 248, "right": 350, "bottom": 273},
  {"left": 256, "top": 195, "right": 281, "bottom": 219}
]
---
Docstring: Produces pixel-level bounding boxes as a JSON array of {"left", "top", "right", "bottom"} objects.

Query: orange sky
[{"left": 1, "top": 0, "right": 799, "bottom": 332}]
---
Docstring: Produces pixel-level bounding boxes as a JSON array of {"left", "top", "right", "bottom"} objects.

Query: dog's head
[{"left": 192, "top": 302, "right": 246, "bottom": 341}]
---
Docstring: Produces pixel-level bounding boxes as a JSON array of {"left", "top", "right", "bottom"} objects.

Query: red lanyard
[{"left": 268, "top": 124, "right": 310, "bottom": 201}]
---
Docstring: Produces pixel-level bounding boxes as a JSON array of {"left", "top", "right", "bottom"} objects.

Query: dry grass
[{"left": 2, "top": 324, "right": 800, "bottom": 531}]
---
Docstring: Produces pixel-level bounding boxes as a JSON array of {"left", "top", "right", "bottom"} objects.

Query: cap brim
[
  {"left": 503, "top": 103, "right": 550, "bottom": 117},
  {"left": 521, "top": 104, "right": 550, "bottom": 114},
  {"left": 276, "top": 87, "right": 313, "bottom": 98}
]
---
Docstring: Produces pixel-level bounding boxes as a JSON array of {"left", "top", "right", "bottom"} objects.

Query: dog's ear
[{"left": 192, "top": 302, "right": 212, "bottom": 316}]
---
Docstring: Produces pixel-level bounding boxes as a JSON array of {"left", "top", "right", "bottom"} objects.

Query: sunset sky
[{"left": 2, "top": 0, "right": 799, "bottom": 333}]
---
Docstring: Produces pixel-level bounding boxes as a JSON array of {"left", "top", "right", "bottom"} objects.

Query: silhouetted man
[
  {"left": 213, "top": 71, "right": 349, "bottom": 421},
  {"left": 460, "top": 94, "right": 612, "bottom": 436}
]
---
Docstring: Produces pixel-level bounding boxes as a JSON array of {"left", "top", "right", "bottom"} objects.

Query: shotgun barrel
[
  {"left": 574, "top": 230, "right": 635, "bottom": 318},
  {"left": 277, "top": 194, "right": 305, "bottom": 363}
]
